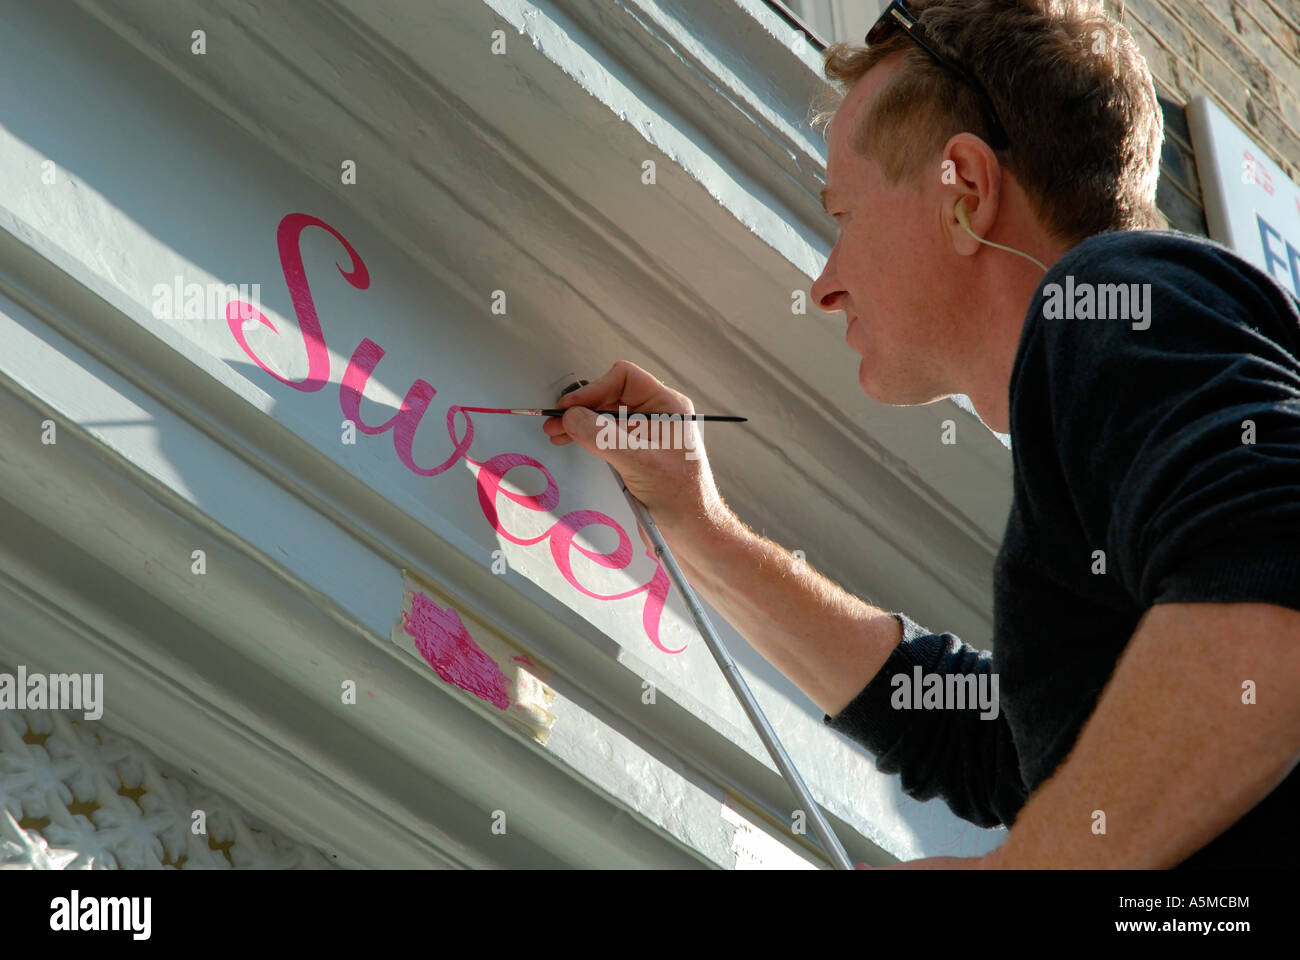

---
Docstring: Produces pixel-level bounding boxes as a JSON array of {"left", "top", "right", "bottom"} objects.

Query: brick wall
[{"left": 1108, "top": 0, "right": 1300, "bottom": 234}]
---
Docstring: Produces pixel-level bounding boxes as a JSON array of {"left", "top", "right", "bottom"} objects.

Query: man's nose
[{"left": 810, "top": 260, "right": 845, "bottom": 314}]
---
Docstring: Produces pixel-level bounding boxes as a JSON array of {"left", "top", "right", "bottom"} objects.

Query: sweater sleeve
[{"left": 822, "top": 611, "right": 1028, "bottom": 828}]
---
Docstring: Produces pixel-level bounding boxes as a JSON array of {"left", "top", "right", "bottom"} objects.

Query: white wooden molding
[{"left": 0, "top": 0, "right": 1011, "bottom": 867}]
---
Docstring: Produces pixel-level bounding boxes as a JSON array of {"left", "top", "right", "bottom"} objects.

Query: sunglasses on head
[{"left": 866, "top": 0, "right": 1010, "bottom": 149}]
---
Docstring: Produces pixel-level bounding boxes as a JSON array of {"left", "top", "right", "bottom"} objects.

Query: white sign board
[{"left": 1187, "top": 96, "right": 1300, "bottom": 301}]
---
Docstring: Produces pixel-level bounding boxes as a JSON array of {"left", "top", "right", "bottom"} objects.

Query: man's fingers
[
  {"left": 555, "top": 364, "right": 629, "bottom": 410},
  {"left": 560, "top": 407, "right": 617, "bottom": 455},
  {"left": 558, "top": 360, "right": 668, "bottom": 412}
]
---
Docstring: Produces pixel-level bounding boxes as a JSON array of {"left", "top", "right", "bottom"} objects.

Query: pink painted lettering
[
  {"left": 227, "top": 212, "right": 368, "bottom": 391},
  {"left": 229, "top": 212, "right": 684, "bottom": 656},
  {"left": 473, "top": 453, "right": 561, "bottom": 546},
  {"left": 340, "top": 338, "right": 475, "bottom": 476}
]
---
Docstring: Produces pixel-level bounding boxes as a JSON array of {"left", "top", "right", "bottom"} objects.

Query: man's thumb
[
  {"left": 562, "top": 406, "right": 623, "bottom": 462},
  {"left": 561, "top": 405, "right": 601, "bottom": 447}
]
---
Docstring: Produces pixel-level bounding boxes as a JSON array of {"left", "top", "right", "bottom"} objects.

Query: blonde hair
[{"left": 812, "top": 0, "right": 1164, "bottom": 243}]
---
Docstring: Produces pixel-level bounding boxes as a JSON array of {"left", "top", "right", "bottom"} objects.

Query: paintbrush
[{"left": 459, "top": 406, "right": 746, "bottom": 422}]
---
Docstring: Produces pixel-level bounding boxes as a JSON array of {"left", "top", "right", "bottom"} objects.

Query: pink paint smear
[{"left": 403, "top": 592, "right": 510, "bottom": 710}]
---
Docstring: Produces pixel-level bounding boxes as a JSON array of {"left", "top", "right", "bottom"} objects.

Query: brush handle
[
  {"left": 539, "top": 409, "right": 746, "bottom": 422},
  {"left": 607, "top": 463, "right": 854, "bottom": 870},
  {"left": 458, "top": 406, "right": 746, "bottom": 422}
]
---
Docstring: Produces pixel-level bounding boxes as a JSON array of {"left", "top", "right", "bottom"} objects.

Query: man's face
[{"left": 812, "top": 57, "right": 961, "bottom": 406}]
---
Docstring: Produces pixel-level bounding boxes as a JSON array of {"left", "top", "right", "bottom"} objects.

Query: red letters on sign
[
  {"left": 340, "top": 338, "right": 476, "bottom": 476},
  {"left": 473, "top": 458, "right": 681, "bottom": 653},
  {"left": 227, "top": 212, "right": 680, "bottom": 654},
  {"left": 227, "top": 213, "right": 366, "bottom": 391}
]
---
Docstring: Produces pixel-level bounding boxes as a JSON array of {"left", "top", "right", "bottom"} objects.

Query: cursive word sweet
[{"left": 226, "top": 213, "right": 680, "bottom": 653}]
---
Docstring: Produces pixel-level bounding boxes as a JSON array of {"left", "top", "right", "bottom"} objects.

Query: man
[{"left": 543, "top": 0, "right": 1300, "bottom": 868}]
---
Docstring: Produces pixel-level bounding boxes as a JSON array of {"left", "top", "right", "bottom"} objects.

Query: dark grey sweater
[{"left": 824, "top": 229, "right": 1300, "bottom": 868}]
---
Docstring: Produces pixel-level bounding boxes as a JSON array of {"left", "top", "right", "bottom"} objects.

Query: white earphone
[{"left": 955, "top": 197, "right": 1047, "bottom": 273}]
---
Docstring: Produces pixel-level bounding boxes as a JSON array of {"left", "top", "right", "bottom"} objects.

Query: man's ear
[
  {"left": 941, "top": 133, "right": 1000, "bottom": 256},
  {"left": 949, "top": 194, "right": 981, "bottom": 257}
]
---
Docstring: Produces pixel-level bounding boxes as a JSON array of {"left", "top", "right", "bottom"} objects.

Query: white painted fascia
[
  {"left": 0, "top": 203, "right": 881, "bottom": 866},
  {"left": 10, "top": 0, "right": 1018, "bottom": 865},
  {"left": 0, "top": 255, "right": 720, "bottom": 869},
  {"left": 72, "top": 0, "right": 1013, "bottom": 647}
]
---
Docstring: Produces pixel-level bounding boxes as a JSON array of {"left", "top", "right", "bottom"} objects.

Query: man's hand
[
  {"left": 544, "top": 360, "right": 905, "bottom": 716},
  {"left": 543, "top": 359, "right": 731, "bottom": 542}
]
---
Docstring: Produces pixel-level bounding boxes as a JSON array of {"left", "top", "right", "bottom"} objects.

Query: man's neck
[{"left": 962, "top": 246, "right": 1069, "bottom": 434}]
